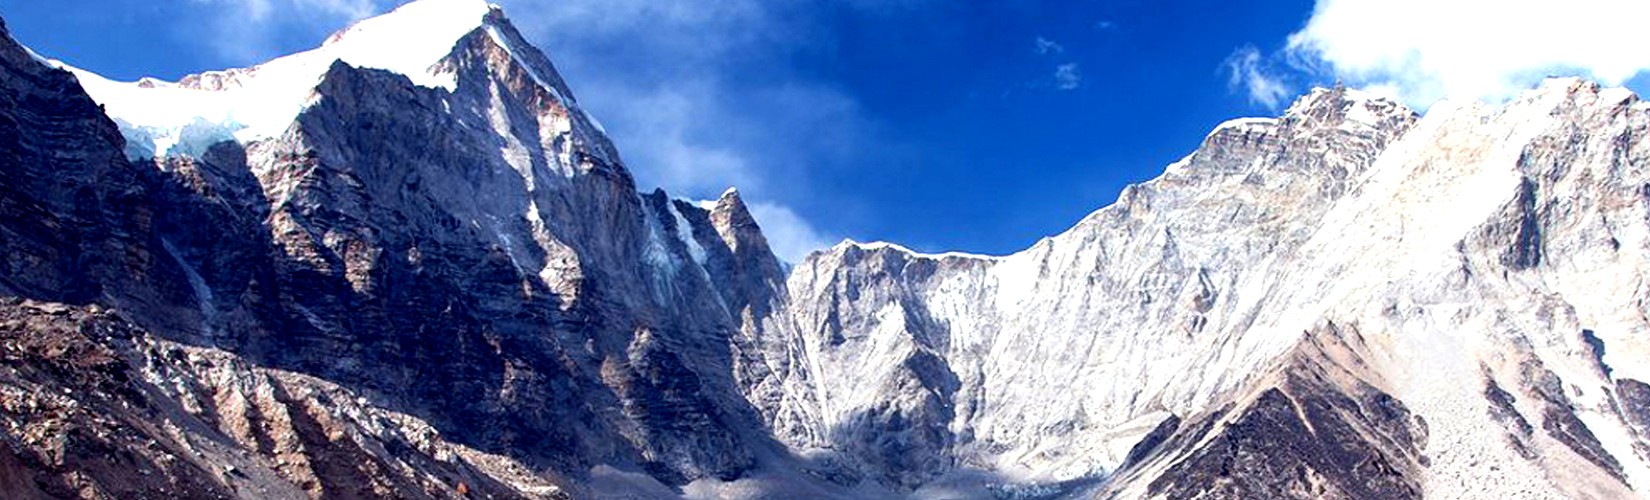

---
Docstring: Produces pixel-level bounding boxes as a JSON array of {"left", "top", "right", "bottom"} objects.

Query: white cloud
[
  {"left": 1034, "top": 37, "right": 1080, "bottom": 91},
  {"left": 1054, "top": 63, "right": 1082, "bottom": 90},
  {"left": 597, "top": 82, "right": 759, "bottom": 193},
  {"left": 1288, "top": 0, "right": 1650, "bottom": 108},
  {"left": 288, "top": 0, "right": 376, "bottom": 19},
  {"left": 487, "top": 0, "right": 780, "bottom": 193},
  {"left": 747, "top": 202, "right": 834, "bottom": 263},
  {"left": 1035, "top": 36, "right": 1064, "bottom": 55},
  {"left": 1225, "top": 45, "right": 1290, "bottom": 110},
  {"left": 187, "top": 0, "right": 377, "bottom": 61}
]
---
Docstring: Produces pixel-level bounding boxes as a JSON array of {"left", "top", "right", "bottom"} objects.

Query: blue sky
[{"left": 3, "top": 0, "right": 1647, "bottom": 259}]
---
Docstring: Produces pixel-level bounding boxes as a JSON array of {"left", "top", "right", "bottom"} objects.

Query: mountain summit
[
  {"left": 60, "top": 0, "right": 594, "bottom": 160},
  {"left": 2, "top": 2, "right": 1649, "bottom": 499}
]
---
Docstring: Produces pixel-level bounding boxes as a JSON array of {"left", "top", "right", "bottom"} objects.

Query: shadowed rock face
[
  {"left": 1143, "top": 379, "right": 1426, "bottom": 500},
  {"left": 1519, "top": 360, "right": 1625, "bottom": 482},
  {"left": 0, "top": 298, "right": 558, "bottom": 500},
  {"left": 1483, "top": 371, "right": 1538, "bottom": 460},
  {"left": 1120, "top": 414, "right": 1180, "bottom": 469},
  {"left": 1097, "top": 324, "right": 1432, "bottom": 500},
  {"left": 0, "top": 17, "right": 173, "bottom": 311}
]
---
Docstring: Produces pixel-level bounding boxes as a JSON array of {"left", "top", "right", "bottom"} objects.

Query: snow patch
[
  {"left": 1161, "top": 153, "right": 1197, "bottom": 176},
  {"left": 1599, "top": 85, "right": 1638, "bottom": 107},
  {"left": 578, "top": 107, "right": 607, "bottom": 134},
  {"left": 1205, "top": 117, "right": 1277, "bottom": 139},
  {"left": 60, "top": 0, "right": 495, "bottom": 157},
  {"left": 840, "top": 239, "right": 1002, "bottom": 261},
  {"left": 1343, "top": 99, "right": 1382, "bottom": 127},
  {"left": 668, "top": 202, "right": 709, "bottom": 267},
  {"left": 640, "top": 201, "right": 687, "bottom": 304},
  {"left": 20, "top": 44, "right": 50, "bottom": 66}
]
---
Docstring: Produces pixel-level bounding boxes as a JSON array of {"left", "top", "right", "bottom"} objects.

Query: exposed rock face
[
  {"left": 744, "top": 80, "right": 1650, "bottom": 497},
  {"left": 5, "top": 0, "right": 1650, "bottom": 498},
  {"left": 1127, "top": 322, "right": 1430, "bottom": 500},
  {"left": 0, "top": 16, "right": 173, "bottom": 312},
  {"left": 146, "top": 17, "right": 773, "bottom": 486},
  {"left": 0, "top": 3, "right": 790, "bottom": 497},
  {"left": 0, "top": 297, "right": 566, "bottom": 499},
  {"left": 749, "top": 86, "right": 1426, "bottom": 489}
]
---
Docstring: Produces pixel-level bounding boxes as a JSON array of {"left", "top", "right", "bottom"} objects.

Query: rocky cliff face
[
  {"left": 744, "top": 80, "right": 1650, "bottom": 498},
  {"left": 4, "top": 0, "right": 1650, "bottom": 498},
  {"left": 0, "top": 2, "right": 795, "bottom": 497},
  {"left": 748, "top": 86, "right": 1423, "bottom": 490}
]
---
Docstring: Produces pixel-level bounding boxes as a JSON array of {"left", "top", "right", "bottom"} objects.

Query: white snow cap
[
  {"left": 839, "top": 239, "right": 1001, "bottom": 261},
  {"left": 57, "top": 0, "right": 500, "bottom": 157},
  {"left": 1205, "top": 117, "right": 1277, "bottom": 140}
]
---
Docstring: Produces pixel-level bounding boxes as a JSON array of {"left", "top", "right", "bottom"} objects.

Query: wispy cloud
[
  {"left": 186, "top": 0, "right": 377, "bottom": 61},
  {"left": 1054, "top": 63, "right": 1082, "bottom": 91},
  {"left": 747, "top": 202, "right": 835, "bottom": 263},
  {"left": 1286, "top": 0, "right": 1650, "bottom": 108},
  {"left": 1224, "top": 45, "right": 1290, "bottom": 110},
  {"left": 1034, "top": 36, "right": 1064, "bottom": 55},
  {"left": 1034, "top": 37, "right": 1080, "bottom": 91}
]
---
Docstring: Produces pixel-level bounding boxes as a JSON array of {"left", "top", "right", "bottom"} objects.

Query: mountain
[
  {"left": 1, "top": 0, "right": 1648, "bottom": 498},
  {"left": 0, "top": 1, "right": 792, "bottom": 497},
  {"left": 754, "top": 83, "right": 1650, "bottom": 498}
]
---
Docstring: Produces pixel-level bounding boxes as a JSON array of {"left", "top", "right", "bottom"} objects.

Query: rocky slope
[
  {"left": 747, "top": 79, "right": 1650, "bottom": 498},
  {"left": 3, "top": 0, "right": 1650, "bottom": 498}
]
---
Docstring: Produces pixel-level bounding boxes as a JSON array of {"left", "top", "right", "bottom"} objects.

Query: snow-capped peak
[
  {"left": 310, "top": 0, "right": 495, "bottom": 89},
  {"left": 55, "top": 0, "right": 510, "bottom": 158},
  {"left": 835, "top": 239, "right": 1002, "bottom": 261}
]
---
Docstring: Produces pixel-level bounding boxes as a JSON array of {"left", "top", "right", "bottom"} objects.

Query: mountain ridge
[{"left": 3, "top": 2, "right": 1650, "bottom": 498}]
